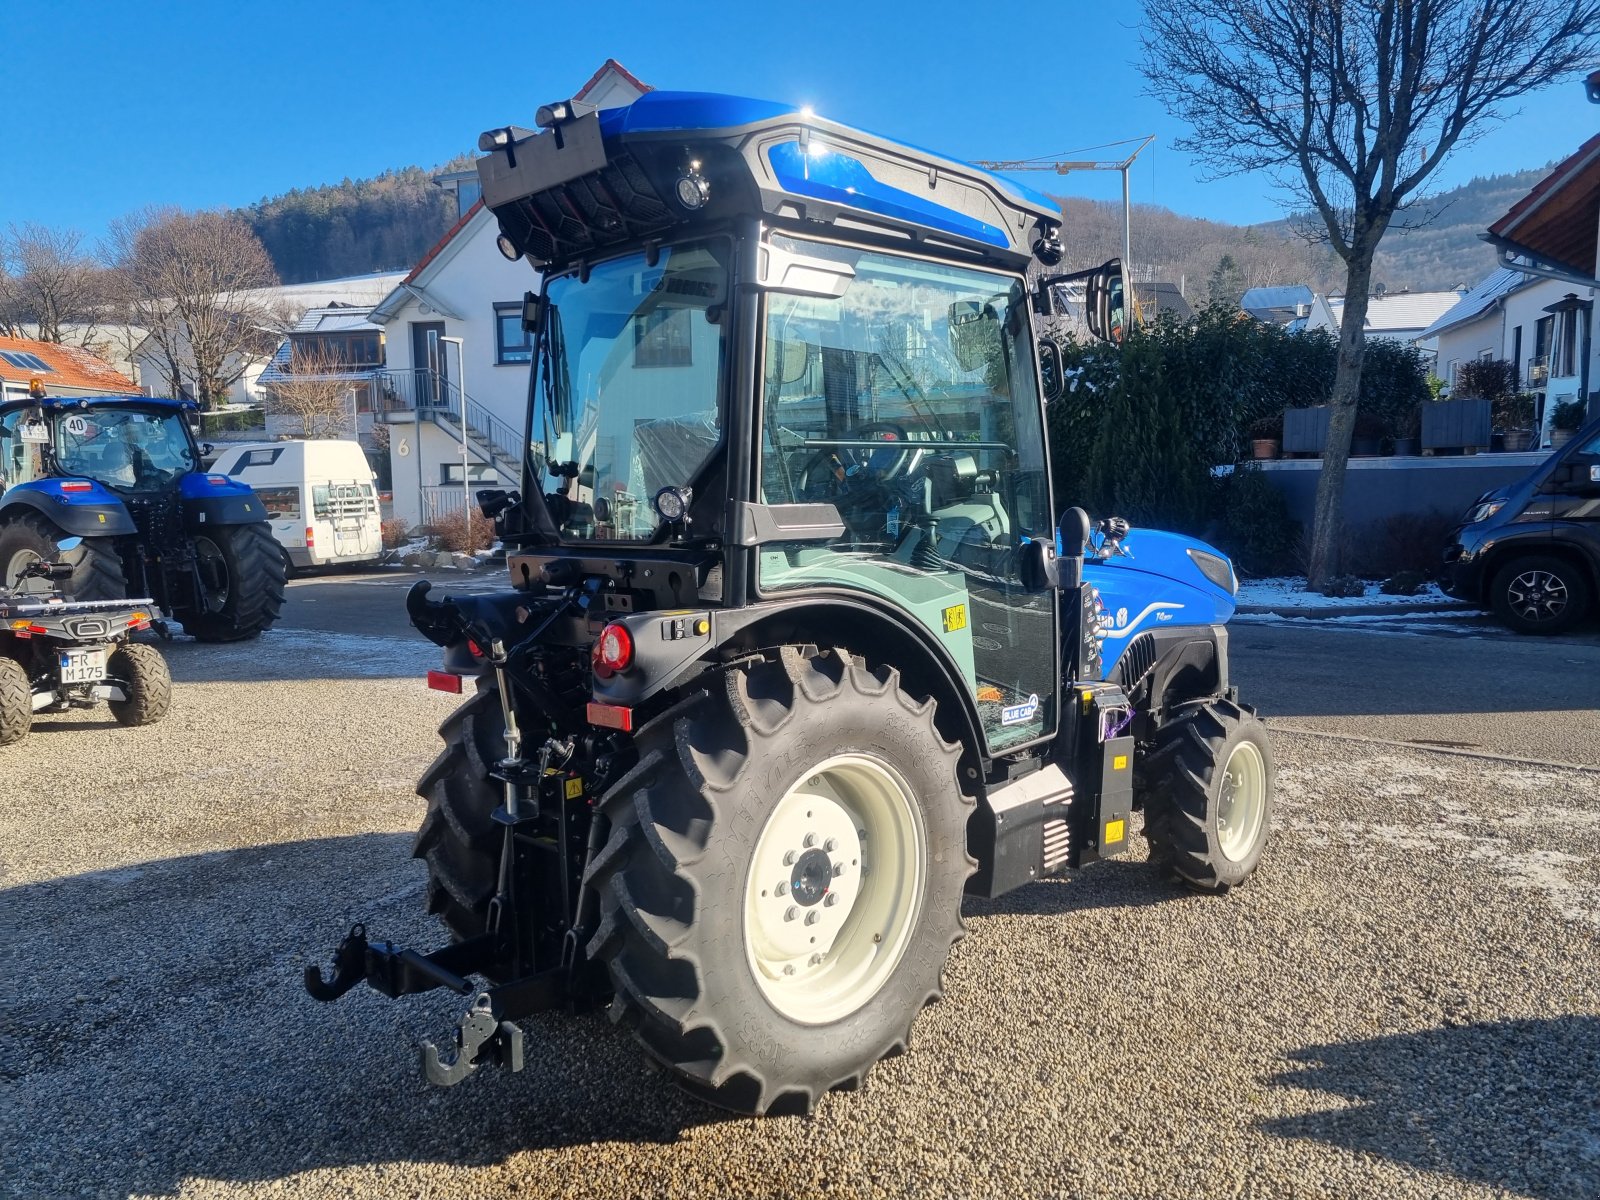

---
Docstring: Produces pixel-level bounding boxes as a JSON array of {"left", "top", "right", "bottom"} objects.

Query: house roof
[
  {"left": 1488, "top": 131, "right": 1600, "bottom": 279},
  {"left": 0, "top": 335, "right": 139, "bottom": 394},
  {"left": 291, "top": 304, "right": 381, "bottom": 334},
  {"left": 575, "top": 57, "right": 650, "bottom": 102},
  {"left": 1415, "top": 267, "right": 1538, "bottom": 341},
  {"left": 1140, "top": 281, "right": 1191, "bottom": 319},
  {"left": 401, "top": 198, "right": 484, "bottom": 287},
  {"left": 1326, "top": 290, "right": 1464, "bottom": 336}
]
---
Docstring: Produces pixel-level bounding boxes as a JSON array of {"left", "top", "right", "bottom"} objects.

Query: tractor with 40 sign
[
  {"left": 0, "top": 386, "right": 285, "bottom": 640},
  {"left": 306, "top": 90, "right": 1274, "bottom": 1115}
]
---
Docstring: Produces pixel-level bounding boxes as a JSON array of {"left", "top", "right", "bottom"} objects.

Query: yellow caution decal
[
  {"left": 564, "top": 777, "right": 584, "bottom": 800},
  {"left": 1104, "top": 818, "right": 1126, "bottom": 845},
  {"left": 942, "top": 603, "right": 967, "bottom": 633}
]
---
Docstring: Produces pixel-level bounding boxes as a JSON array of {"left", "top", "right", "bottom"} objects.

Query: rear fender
[
  {"left": 178, "top": 471, "right": 269, "bottom": 529},
  {"left": 0, "top": 480, "right": 136, "bottom": 537}
]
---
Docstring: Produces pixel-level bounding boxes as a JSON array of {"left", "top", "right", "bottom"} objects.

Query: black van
[{"left": 1441, "top": 417, "right": 1600, "bottom": 634}]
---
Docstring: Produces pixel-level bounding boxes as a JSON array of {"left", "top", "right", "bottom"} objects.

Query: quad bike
[
  {"left": 0, "top": 537, "right": 171, "bottom": 745},
  {"left": 0, "top": 385, "right": 285, "bottom": 641},
  {"left": 306, "top": 90, "right": 1275, "bottom": 1115}
]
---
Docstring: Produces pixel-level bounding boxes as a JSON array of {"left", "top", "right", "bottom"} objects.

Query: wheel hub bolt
[
  {"left": 823, "top": 837, "right": 838, "bottom": 852},
  {"left": 783, "top": 964, "right": 796, "bottom": 975},
  {"left": 803, "top": 833, "right": 817, "bottom": 848},
  {"left": 783, "top": 850, "right": 798, "bottom": 865},
  {"left": 775, "top": 881, "right": 789, "bottom": 897},
  {"left": 784, "top": 906, "right": 798, "bottom": 922},
  {"left": 808, "top": 953, "right": 823, "bottom": 966},
  {"left": 804, "top": 911, "right": 820, "bottom": 926},
  {"left": 824, "top": 893, "right": 838, "bottom": 907},
  {"left": 833, "top": 863, "right": 845, "bottom": 876}
]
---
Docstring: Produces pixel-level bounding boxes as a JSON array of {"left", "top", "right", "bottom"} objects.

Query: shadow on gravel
[
  {"left": 1261, "top": 1017, "right": 1600, "bottom": 1199},
  {"left": 963, "top": 858, "right": 1181, "bottom": 919},
  {"left": 3, "top": 834, "right": 731, "bottom": 1197}
]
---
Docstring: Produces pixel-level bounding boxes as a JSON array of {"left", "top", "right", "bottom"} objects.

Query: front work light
[{"left": 675, "top": 163, "right": 710, "bottom": 210}]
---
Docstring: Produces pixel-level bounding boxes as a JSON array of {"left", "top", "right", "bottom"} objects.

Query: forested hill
[
  {"left": 238, "top": 156, "right": 1552, "bottom": 294},
  {"left": 239, "top": 156, "right": 473, "bottom": 284}
]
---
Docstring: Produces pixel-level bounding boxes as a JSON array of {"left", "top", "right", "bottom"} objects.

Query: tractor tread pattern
[
  {"left": 414, "top": 686, "right": 505, "bottom": 937},
  {"left": 587, "top": 648, "right": 970, "bottom": 1116},
  {"left": 0, "top": 511, "right": 126, "bottom": 601},
  {"left": 1139, "top": 697, "right": 1267, "bottom": 893},
  {"left": 180, "top": 524, "right": 287, "bottom": 642}
]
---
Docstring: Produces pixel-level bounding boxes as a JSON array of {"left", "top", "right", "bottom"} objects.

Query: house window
[
  {"left": 494, "top": 303, "right": 532, "bottom": 365},
  {"left": 633, "top": 307, "right": 692, "bottom": 368},
  {"left": 1555, "top": 310, "right": 1579, "bottom": 378},
  {"left": 441, "top": 462, "right": 500, "bottom": 484},
  {"left": 1510, "top": 325, "right": 1522, "bottom": 377}
]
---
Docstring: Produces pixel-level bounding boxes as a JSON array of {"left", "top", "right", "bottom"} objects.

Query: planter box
[
  {"left": 1423, "top": 397, "right": 1491, "bottom": 452},
  {"left": 1282, "top": 406, "right": 1331, "bottom": 454}
]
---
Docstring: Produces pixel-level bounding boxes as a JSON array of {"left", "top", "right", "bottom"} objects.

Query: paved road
[{"left": 4, "top": 569, "right": 1597, "bottom": 1199}]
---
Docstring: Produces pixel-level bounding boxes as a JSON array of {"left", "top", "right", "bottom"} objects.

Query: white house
[
  {"left": 1418, "top": 266, "right": 1594, "bottom": 446},
  {"left": 370, "top": 59, "right": 651, "bottom": 528},
  {"left": 1303, "top": 288, "right": 1465, "bottom": 359}
]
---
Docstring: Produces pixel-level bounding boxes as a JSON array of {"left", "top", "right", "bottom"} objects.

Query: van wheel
[{"left": 1490, "top": 555, "right": 1591, "bottom": 635}]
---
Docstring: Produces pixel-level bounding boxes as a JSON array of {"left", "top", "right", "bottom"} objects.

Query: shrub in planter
[
  {"left": 1248, "top": 413, "right": 1282, "bottom": 458},
  {"left": 1211, "top": 464, "right": 1300, "bottom": 577},
  {"left": 1351, "top": 409, "right": 1385, "bottom": 456},
  {"left": 1552, "top": 398, "right": 1586, "bottom": 433},
  {"left": 429, "top": 509, "right": 495, "bottom": 553}
]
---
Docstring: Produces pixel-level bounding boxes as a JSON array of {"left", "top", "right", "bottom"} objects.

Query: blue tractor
[
  {"left": 307, "top": 91, "right": 1273, "bottom": 1113},
  {"left": 0, "top": 390, "right": 286, "bottom": 640}
]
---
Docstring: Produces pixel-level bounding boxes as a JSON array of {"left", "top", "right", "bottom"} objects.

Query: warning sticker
[
  {"left": 942, "top": 603, "right": 968, "bottom": 633},
  {"left": 564, "top": 777, "right": 584, "bottom": 800}
]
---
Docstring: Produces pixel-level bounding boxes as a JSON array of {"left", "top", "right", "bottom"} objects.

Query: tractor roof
[
  {"left": 478, "top": 90, "right": 1061, "bottom": 271},
  {"left": 0, "top": 394, "right": 197, "bottom": 414}
]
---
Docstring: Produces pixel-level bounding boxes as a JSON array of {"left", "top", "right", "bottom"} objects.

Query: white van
[{"left": 210, "top": 440, "right": 383, "bottom": 570}]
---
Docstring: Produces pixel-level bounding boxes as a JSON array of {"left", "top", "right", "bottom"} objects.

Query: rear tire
[
  {"left": 1490, "top": 555, "right": 1592, "bottom": 635},
  {"left": 107, "top": 642, "right": 172, "bottom": 726},
  {"left": 412, "top": 686, "right": 506, "bottom": 943},
  {"left": 588, "top": 647, "right": 972, "bottom": 1115},
  {"left": 0, "top": 656, "right": 32, "bottom": 745},
  {"left": 177, "top": 524, "right": 287, "bottom": 642},
  {"left": 1140, "top": 698, "right": 1274, "bottom": 893},
  {"left": 0, "top": 512, "right": 126, "bottom": 601}
]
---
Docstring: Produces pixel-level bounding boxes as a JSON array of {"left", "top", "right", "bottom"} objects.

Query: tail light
[
  {"left": 592, "top": 622, "right": 633, "bottom": 678},
  {"left": 305, "top": 526, "right": 315, "bottom": 548},
  {"left": 60, "top": 481, "right": 93, "bottom": 492}
]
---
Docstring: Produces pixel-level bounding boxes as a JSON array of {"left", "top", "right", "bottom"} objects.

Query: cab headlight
[{"left": 1467, "top": 500, "right": 1505, "bottom": 523}]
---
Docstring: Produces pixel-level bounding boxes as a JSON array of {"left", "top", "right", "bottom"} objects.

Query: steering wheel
[{"left": 798, "top": 421, "right": 921, "bottom": 495}]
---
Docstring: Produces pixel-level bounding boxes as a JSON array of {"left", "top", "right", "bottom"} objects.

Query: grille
[
  {"left": 514, "top": 153, "right": 673, "bottom": 263},
  {"left": 1041, "top": 792, "right": 1072, "bottom": 873},
  {"left": 1114, "top": 631, "right": 1158, "bottom": 691}
]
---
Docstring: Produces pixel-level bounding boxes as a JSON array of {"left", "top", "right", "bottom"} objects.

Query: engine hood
[{"left": 1082, "top": 528, "right": 1238, "bottom": 678}]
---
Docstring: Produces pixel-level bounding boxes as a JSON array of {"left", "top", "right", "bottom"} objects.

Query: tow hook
[{"left": 421, "top": 992, "right": 525, "bottom": 1086}]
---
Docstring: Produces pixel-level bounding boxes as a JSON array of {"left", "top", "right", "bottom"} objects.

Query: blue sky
[{"left": 6, "top": 0, "right": 1596, "bottom": 241}]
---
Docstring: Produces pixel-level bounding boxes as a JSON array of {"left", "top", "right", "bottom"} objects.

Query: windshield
[
  {"left": 54, "top": 407, "right": 198, "bottom": 492},
  {"left": 530, "top": 239, "right": 730, "bottom": 541}
]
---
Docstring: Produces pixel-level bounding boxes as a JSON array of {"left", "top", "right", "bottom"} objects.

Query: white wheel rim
[
  {"left": 743, "top": 752, "right": 925, "bottom": 1025},
  {"left": 1216, "top": 739, "right": 1267, "bottom": 863}
]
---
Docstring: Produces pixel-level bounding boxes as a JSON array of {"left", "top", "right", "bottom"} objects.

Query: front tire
[
  {"left": 1490, "top": 555, "right": 1592, "bottom": 635},
  {"left": 588, "top": 647, "right": 972, "bottom": 1115},
  {"left": 107, "top": 642, "right": 172, "bottom": 726},
  {"left": 177, "top": 524, "right": 287, "bottom": 642},
  {"left": 0, "top": 512, "right": 126, "bottom": 601},
  {"left": 0, "top": 656, "right": 32, "bottom": 745},
  {"left": 1140, "top": 698, "right": 1274, "bottom": 893}
]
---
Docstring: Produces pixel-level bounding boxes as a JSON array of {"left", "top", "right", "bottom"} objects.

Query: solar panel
[{"left": 0, "top": 350, "right": 53, "bottom": 372}]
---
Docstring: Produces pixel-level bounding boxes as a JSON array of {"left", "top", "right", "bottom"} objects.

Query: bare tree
[
  {"left": 106, "top": 206, "right": 284, "bottom": 408},
  {"left": 1141, "top": 0, "right": 1600, "bottom": 585},
  {"left": 0, "top": 223, "right": 106, "bottom": 343},
  {"left": 264, "top": 345, "right": 358, "bottom": 439}
]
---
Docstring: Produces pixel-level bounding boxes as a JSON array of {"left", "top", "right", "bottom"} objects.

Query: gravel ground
[{"left": 3, "top": 634, "right": 1598, "bottom": 1200}]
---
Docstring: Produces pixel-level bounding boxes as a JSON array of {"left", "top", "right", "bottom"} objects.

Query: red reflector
[
  {"left": 587, "top": 702, "right": 634, "bottom": 732},
  {"left": 427, "top": 670, "right": 463, "bottom": 694},
  {"left": 467, "top": 639, "right": 483, "bottom": 658},
  {"left": 60, "top": 481, "right": 92, "bottom": 492}
]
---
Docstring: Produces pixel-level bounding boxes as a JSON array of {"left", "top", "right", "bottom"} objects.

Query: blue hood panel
[{"left": 1082, "top": 528, "right": 1237, "bottom": 678}]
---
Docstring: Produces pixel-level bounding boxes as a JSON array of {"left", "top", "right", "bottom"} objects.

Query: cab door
[{"left": 1549, "top": 426, "right": 1600, "bottom": 537}]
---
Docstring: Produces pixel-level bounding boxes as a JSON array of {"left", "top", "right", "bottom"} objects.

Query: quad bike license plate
[{"left": 59, "top": 648, "right": 107, "bottom": 684}]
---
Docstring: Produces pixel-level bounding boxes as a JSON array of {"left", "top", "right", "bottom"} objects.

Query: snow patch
[{"left": 1237, "top": 577, "right": 1450, "bottom": 609}]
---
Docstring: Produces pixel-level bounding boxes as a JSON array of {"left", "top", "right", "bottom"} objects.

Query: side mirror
[
  {"left": 1084, "top": 259, "right": 1125, "bottom": 344},
  {"left": 57, "top": 536, "right": 84, "bottom": 553},
  {"left": 522, "top": 291, "right": 544, "bottom": 333},
  {"left": 202, "top": 442, "right": 215, "bottom": 456},
  {"left": 948, "top": 299, "right": 998, "bottom": 372},
  {"left": 1038, "top": 337, "right": 1063, "bottom": 402},
  {"left": 476, "top": 488, "right": 514, "bottom": 519}
]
